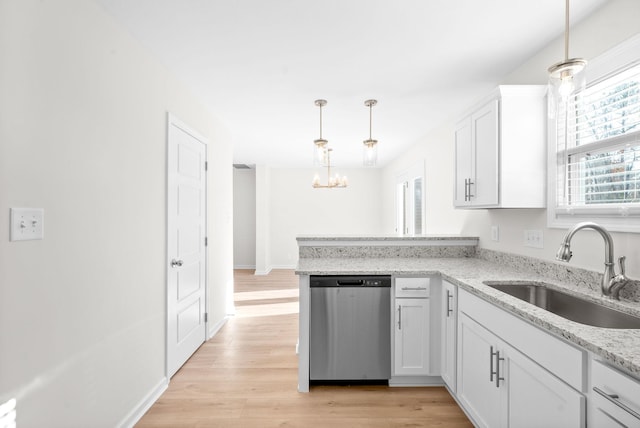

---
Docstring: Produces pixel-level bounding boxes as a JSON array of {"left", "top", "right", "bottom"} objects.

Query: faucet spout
[{"left": 556, "top": 222, "right": 626, "bottom": 299}]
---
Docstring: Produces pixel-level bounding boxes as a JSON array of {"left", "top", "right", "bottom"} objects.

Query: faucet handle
[{"left": 618, "top": 256, "right": 626, "bottom": 276}]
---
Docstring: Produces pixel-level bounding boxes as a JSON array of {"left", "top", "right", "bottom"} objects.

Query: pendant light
[
  {"left": 363, "top": 99, "right": 378, "bottom": 167},
  {"left": 547, "top": 0, "right": 587, "bottom": 115},
  {"left": 313, "top": 99, "right": 328, "bottom": 165}
]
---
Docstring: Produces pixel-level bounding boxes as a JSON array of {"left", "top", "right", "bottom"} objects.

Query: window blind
[{"left": 557, "top": 62, "right": 640, "bottom": 208}]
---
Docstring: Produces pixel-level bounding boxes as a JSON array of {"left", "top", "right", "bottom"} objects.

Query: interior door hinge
[
  {"left": 205, "top": 237, "right": 208, "bottom": 246},
  {"left": 205, "top": 161, "right": 208, "bottom": 171},
  {"left": 204, "top": 313, "right": 208, "bottom": 323}
]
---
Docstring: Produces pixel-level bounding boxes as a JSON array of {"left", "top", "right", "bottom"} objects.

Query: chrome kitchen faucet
[{"left": 556, "top": 222, "right": 630, "bottom": 300}]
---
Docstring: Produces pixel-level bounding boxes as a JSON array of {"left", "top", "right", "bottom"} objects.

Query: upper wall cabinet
[{"left": 454, "top": 85, "right": 547, "bottom": 209}]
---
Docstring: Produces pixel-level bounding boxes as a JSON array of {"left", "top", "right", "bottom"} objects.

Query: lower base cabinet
[
  {"left": 590, "top": 359, "right": 640, "bottom": 427},
  {"left": 457, "top": 289, "right": 585, "bottom": 428},
  {"left": 394, "top": 277, "right": 431, "bottom": 376}
]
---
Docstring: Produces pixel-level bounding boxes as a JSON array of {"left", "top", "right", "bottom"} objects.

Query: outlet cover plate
[
  {"left": 524, "top": 229, "right": 543, "bottom": 249},
  {"left": 491, "top": 226, "right": 499, "bottom": 242}
]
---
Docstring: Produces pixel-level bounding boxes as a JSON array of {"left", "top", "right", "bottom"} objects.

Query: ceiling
[{"left": 94, "top": 0, "right": 607, "bottom": 168}]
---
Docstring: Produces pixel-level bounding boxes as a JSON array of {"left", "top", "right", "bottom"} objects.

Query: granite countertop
[
  {"left": 296, "top": 257, "right": 640, "bottom": 378},
  {"left": 296, "top": 234, "right": 480, "bottom": 242}
]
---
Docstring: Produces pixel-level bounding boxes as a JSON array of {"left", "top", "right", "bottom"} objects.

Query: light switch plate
[{"left": 10, "top": 208, "right": 44, "bottom": 241}]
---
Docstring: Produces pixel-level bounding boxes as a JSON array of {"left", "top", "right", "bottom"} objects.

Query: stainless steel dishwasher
[{"left": 309, "top": 275, "right": 391, "bottom": 382}]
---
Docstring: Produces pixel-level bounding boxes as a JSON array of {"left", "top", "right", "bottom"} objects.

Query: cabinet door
[
  {"left": 394, "top": 298, "right": 430, "bottom": 375},
  {"left": 457, "top": 312, "right": 501, "bottom": 428},
  {"left": 505, "top": 345, "right": 585, "bottom": 428},
  {"left": 441, "top": 281, "right": 457, "bottom": 392},
  {"left": 471, "top": 99, "right": 499, "bottom": 206},
  {"left": 454, "top": 118, "right": 472, "bottom": 207}
]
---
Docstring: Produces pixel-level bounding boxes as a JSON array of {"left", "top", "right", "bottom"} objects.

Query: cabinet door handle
[
  {"left": 464, "top": 178, "right": 469, "bottom": 201},
  {"left": 467, "top": 179, "right": 474, "bottom": 200},
  {"left": 495, "top": 351, "right": 505, "bottom": 388},
  {"left": 446, "top": 290, "right": 453, "bottom": 317},
  {"left": 398, "top": 305, "right": 402, "bottom": 330},
  {"left": 490, "top": 346, "right": 496, "bottom": 382},
  {"left": 593, "top": 387, "right": 640, "bottom": 420},
  {"left": 401, "top": 286, "right": 427, "bottom": 291}
]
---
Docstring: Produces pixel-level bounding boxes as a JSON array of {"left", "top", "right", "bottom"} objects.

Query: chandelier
[
  {"left": 311, "top": 99, "right": 347, "bottom": 188},
  {"left": 312, "top": 148, "right": 348, "bottom": 188},
  {"left": 547, "top": 0, "right": 587, "bottom": 115}
]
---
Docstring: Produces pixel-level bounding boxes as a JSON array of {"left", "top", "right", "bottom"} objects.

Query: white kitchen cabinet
[
  {"left": 454, "top": 85, "right": 547, "bottom": 209},
  {"left": 457, "top": 289, "right": 585, "bottom": 428},
  {"left": 590, "top": 359, "right": 640, "bottom": 427},
  {"left": 440, "top": 280, "right": 457, "bottom": 392},
  {"left": 394, "top": 278, "right": 430, "bottom": 376},
  {"left": 457, "top": 312, "right": 502, "bottom": 428}
]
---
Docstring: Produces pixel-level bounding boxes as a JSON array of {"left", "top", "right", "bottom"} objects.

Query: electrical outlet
[
  {"left": 524, "top": 229, "right": 543, "bottom": 249},
  {"left": 491, "top": 226, "right": 499, "bottom": 242}
]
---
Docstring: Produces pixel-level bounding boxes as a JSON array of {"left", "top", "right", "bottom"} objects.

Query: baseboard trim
[
  {"left": 118, "top": 377, "right": 168, "bottom": 428},
  {"left": 388, "top": 375, "right": 444, "bottom": 387},
  {"left": 254, "top": 265, "right": 296, "bottom": 275},
  {"left": 270, "top": 264, "right": 297, "bottom": 270},
  {"left": 234, "top": 264, "right": 256, "bottom": 270},
  {"left": 207, "top": 315, "right": 229, "bottom": 340}
]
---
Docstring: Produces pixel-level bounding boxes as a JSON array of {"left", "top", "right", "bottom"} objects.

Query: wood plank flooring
[{"left": 136, "top": 269, "right": 472, "bottom": 427}]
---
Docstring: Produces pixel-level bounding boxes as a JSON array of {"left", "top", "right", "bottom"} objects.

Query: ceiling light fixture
[
  {"left": 313, "top": 99, "right": 328, "bottom": 166},
  {"left": 312, "top": 148, "right": 348, "bottom": 189},
  {"left": 547, "top": 0, "right": 586, "bottom": 115},
  {"left": 363, "top": 99, "right": 378, "bottom": 167}
]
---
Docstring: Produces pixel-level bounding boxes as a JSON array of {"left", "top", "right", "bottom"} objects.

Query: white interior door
[{"left": 167, "top": 114, "right": 207, "bottom": 378}]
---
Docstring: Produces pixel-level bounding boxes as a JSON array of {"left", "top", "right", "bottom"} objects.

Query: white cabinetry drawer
[
  {"left": 395, "top": 277, "right": 430, "bottom": 298},
  {"left": 591, "top": 359, "right": 640, "bottom": 426}
]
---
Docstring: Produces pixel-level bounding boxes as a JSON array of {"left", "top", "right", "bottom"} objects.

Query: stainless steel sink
[{"left": 483, "top": 281, "right": 640, "bottom": 329}]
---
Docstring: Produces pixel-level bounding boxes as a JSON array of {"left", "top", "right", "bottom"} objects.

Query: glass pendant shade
[
  {"left": 548, "top": 59, "right": 587, "bottom": 116},
  {"left": 363, "top": 140, "right": 378, "bottom": 167}
]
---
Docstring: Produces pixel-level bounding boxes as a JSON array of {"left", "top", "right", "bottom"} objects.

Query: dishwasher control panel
[{"left": 310, "top": 275, "right": 392, "bottom": 288}]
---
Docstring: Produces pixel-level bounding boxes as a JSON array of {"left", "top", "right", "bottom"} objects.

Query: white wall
[
  {"left": 255, "top": 165, "right": 272, "bottom": 274},
  {"left": 381, "top": 123, "right": 468, "bottom": 235},
  {"left": 259, "top": 167, "right": 384, "bottom": 270},
  {"left": 382, "top": 0, "right": 640, "bottom": 279},
  {"left": 0, "top": 0, "right": 233, "bottom": 426},
  {"left": 233, "top": 168, "right": 257, "bottom": 269}
]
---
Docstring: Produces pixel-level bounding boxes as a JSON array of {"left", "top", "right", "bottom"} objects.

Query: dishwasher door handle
[{"left": 337, "top": 279, "right": 365, "bottom": 286}]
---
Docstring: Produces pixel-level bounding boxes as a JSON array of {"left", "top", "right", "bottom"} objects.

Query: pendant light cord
[
  {"left": 564, "top": 0, "right": 570, "bottom": 61},
  {"left": 369, "top": 103, "right": 373, "bottom": 139},
  {"left": 319, "top": 103, "right": 323, "bottom": 140}
]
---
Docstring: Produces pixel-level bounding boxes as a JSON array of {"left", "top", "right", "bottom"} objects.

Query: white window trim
[{"left": 547, "top": 33, "right": 640, "bottom": 233}]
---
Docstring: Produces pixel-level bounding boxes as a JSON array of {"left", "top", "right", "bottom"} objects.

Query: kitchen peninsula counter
[{"left": 295, "top": 235, "right": 640, "bottom": 393}]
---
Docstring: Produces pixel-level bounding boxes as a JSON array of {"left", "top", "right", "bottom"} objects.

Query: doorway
[{"left": 396, "top": 161, "right": 425, "bottom": 235}]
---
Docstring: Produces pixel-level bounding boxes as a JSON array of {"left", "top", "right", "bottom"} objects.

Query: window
[{"left": 549, "top": 35, "right": 640, "bottom": 232}]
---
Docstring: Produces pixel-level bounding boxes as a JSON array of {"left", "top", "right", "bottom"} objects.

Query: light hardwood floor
[{"left": 136, "top": 269, "right": 472, "bottom": 427}]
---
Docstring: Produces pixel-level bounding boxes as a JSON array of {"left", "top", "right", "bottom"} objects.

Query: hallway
[{"left": 136, "top": 269, "right": 471, "bottom": 427}]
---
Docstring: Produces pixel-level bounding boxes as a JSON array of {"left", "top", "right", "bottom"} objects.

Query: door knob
[{"left": 171, "top": 259, "right": 184, "bottom": 268}]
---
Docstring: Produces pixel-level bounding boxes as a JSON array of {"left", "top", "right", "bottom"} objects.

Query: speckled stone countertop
[
  {"left": 297, "top": 234, "right": 480, "bottom": 242},
  {"left": 296, "top": 256, "right": 640, "bottom": 379}
]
